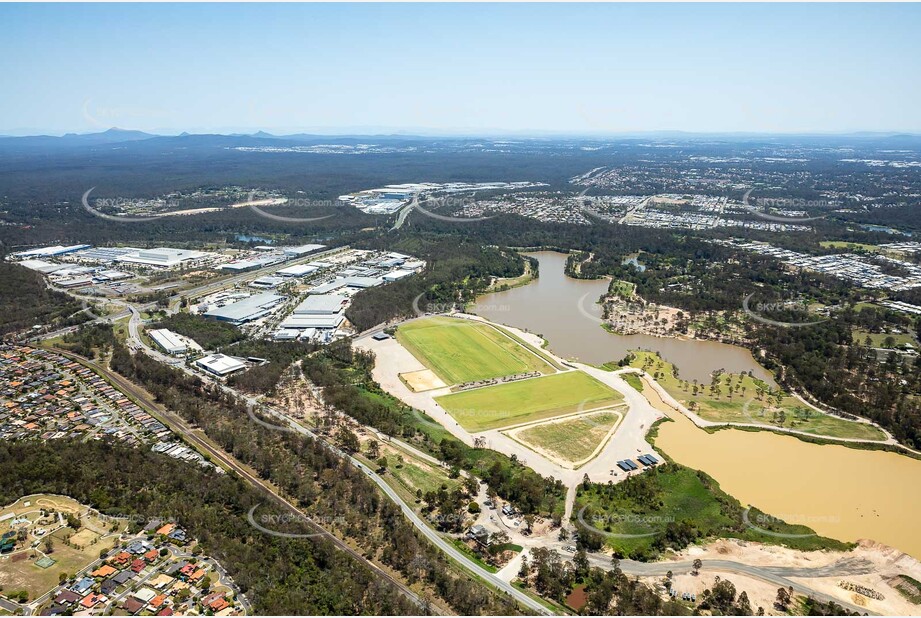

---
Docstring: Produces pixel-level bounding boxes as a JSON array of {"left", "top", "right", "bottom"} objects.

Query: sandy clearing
[
  {"left": 400, "top": 369, "right": 447, "bottom": 392},
  {"left": 666, "top": 538, "right": 921, "bottom": 615}
]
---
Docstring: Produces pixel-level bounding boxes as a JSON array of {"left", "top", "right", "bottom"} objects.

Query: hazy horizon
[
  {"left": 4, "top": 126, "right": 921, "bottom": 139},
  {"left": 4, "top": 3, "right": 921, "bottom": 135}
]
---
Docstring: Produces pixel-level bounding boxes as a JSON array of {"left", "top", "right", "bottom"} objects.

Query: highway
[
  {"left": 260, "top": 400, "right": 878, "bottom": 616},
  {"left": 166, "top": 245, "right": 351, "bottom": 304},
  {"left": 391, "top": 195, "right": 418, "bottom": 231},
  {"left": 124, "top": 316, "right": 878, "bottom": 616}
]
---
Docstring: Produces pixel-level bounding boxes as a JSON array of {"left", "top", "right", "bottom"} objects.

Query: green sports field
[
  {"left": 396, "top": 316, "right": 553, "bottom": 384},
  {"left": 436, "top": 371, "right": 624, "bottom": 432}
]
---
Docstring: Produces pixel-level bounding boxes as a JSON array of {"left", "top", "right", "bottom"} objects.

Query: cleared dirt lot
[{"left": 400, "top": 368, "right": 447, "bottom": 392}]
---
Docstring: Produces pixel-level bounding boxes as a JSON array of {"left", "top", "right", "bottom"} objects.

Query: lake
[
  {"left": 474, "top": 251, "right": 774, "bottom": 384},
  {"left": 474, "top": 250, "right": 921, "bottom": 558}
]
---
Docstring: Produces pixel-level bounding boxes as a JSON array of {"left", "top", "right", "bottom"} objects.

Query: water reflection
[{"left": 475, "top": 251, "right": 773, "bottom": 384}]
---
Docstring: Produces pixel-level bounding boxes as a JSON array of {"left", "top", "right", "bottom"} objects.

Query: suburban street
[
  {"left": 49, "top": 348, "right": 435, "bottom": 615},
  {"left": 31, "top": 287, "right": 901, "bottom": 616}
]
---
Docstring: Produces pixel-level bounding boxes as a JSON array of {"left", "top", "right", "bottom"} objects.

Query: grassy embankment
[
  {"left": 628, "top": 351, "right": 886, "bottom": 441},
  {"left": 576, "top": 460, "right": 853, "bottom": 559}
]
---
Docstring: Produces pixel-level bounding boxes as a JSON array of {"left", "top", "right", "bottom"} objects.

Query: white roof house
[
  {"left": 17, "top": 259, "right": 66, "bottom": 274},
  {"left": 204, "top": 293, "right": 284, "bottom": 324},
  {"left": 382, "top": 269, "right": 414, "bottom": 282},
  {"left": 116, "top": 247, "right": 209, "bottom": 268},
  {"left": 195, "top": 354, "right": 246, "bottom": 376},
  {"left": 14, "top": 244, "right": 91, "bottom": 259},
  {"left": 272, "top": 329, "right": 301, "bottom": 341},
  {"left": 276, "top": 264, "right": 319, "bottom": 277},
  {"left": 148, "top": 329, "right": 187, "bottom": 355},
  {"left": 343, "top": 276, "right": 383, "bottom": 289},
  {"left": 250, "top": 276, "right": 286, "bottom": 289},
  {"left": 307, "top": 280, "right": 348, "bottom": 294},
  {"left": 282, "top": 244, "right": 326, "bottom": 257}
]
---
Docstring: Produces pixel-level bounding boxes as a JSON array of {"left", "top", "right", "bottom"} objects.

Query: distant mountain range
[{"left": 1, "top": 127, "right": 920, "bottom": 154}]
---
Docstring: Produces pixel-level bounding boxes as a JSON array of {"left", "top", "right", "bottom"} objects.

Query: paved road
[
  {"left": 608, "top": 556, "right": 877, "bottom": 615},
  {"left": 38, "top": 292, "right": 890, "bottom": 615},
  {"left": 50, "top": 349, "right": 432, "bottom": 615},
  {"left": 255, "top": 404, "right": 551, "bottom": 614},
  {"left": 390, "top": 196, "right": 418, "bottom": 231},
  {"left": 163, "top": 245, "right": 350, "bottom": 303},
  {"left": 0, "top": 596, "right": 20, "bottom": 613},
  {"left": 119, "top": 321, "right": 545, "bottom": 613}
]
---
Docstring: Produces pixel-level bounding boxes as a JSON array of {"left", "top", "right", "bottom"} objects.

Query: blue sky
[{"left": 3, "top": 3, "right": 921, "bottom": 135}]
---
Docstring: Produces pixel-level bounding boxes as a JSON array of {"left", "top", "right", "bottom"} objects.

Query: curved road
[
  {"left": 117, "top": 307, "right": 548, "bottom": 612},
  {"left": 49, "top": 349, "right": 433, "bottom": 615},
  {"left": 611, "top": 556, "right": 876, "bottom": 615},
  {"left": 42, "top": 291, "right": 888, "bottom": 616},
  {"left": 253, "top": 404, "right": 551, "bottom": 614}
]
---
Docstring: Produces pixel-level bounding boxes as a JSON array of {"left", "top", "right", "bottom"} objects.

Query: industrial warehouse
[
  {"left": 267, "top": 250, "right": 422, "bottom": 342},
  {"left": 183, "top": 249, "right": 424, "bottom": 343},
  {"left": 203, "top": 292, "right": 285, "bottom": 325}
]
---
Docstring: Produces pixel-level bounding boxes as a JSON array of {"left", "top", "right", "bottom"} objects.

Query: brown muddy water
[
  {"left": 645, "top": 380, "right": 921, "bottom": 559},
  {"left": 475, "top": 251, "right": 921, "bottom": 558}
]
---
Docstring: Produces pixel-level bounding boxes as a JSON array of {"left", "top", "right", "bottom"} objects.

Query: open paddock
[{"left": 507, "top": 408, "right": 625, "bottom": 468}]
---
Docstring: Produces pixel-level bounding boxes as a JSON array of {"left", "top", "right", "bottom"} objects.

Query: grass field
[
  {"left": 0, "top": 495, "right": 125, "bottom": 602},
  {"left": 819, "top": 241, "right": 882, "bottom": 253},
  {"left": 491, "top": 324, "right": 567, "bottom": 371},
  {"left": 436, "top": 371, "right": 623, "bottom": 432},
  {"left": 513, "top": 410, "right": 623, "bottom": 465},
  {"left": 381, "top": 450, "right": 461, "bottom": 496},
  {"left": 609, "top": 280, "right": 636, "bottom": 299},
  {"left": 396, "top": 317, "right": 553, "bottom": 384},
  {"left": 629, "top": 351, "right": 886, "bottom": 441},
  {"left": 853, "top": 329, "right": 918, "bottom": 349}
]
